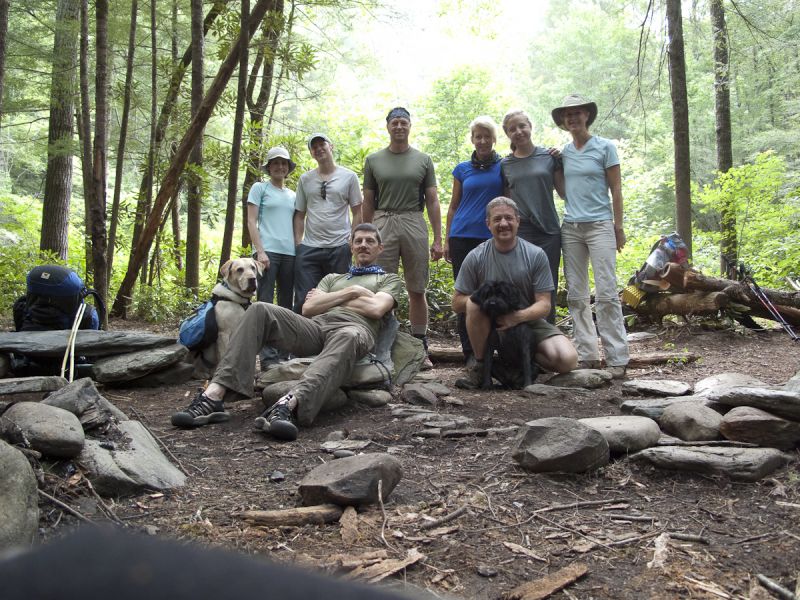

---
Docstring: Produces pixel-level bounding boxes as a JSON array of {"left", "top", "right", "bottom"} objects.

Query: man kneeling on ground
[
  {"left": 453, "top": 197, "right": 577, "bottom": 388},
  {"left": 171, "top": 223, "right": 404, "bottom": 441}
]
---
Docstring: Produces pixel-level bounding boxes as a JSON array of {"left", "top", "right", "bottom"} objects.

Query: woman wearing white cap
[
  {"left": 551, "top": 94, "right": 629, "bottom": 378},
  {"left": 246, "top": 146, "right": 297, "bottom": 310}
]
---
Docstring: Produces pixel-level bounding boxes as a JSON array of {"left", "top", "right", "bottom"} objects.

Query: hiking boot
[
  {"left": 491, "top": 360, "right": 538, "bottom": 390},
  {"left": 605, "top": 365, "right": 627, "bottom": 379},
  {"left": 171, "top": 390, "right": 230, "bottom": 429},
  {"left": 576, "top": 359, "right": 601, "bottom": 370},
  {"left": 455, "top": 360, "right": 484, "bottom": 390},
  {"left": 254, "top": 395, "right": 298, "bottom": 441}
]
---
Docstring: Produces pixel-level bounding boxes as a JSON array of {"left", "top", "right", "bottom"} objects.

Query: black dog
[{"left": 470, "top": 281, "right": 538, "bottom": 389}]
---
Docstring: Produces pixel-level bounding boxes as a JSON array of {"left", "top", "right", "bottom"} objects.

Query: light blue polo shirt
[
  {"left": 247, "top": 181, "right": 296, "bottom": 255},
  {"left": 562, "top": 136, "right": 620, "bottom": 223}
]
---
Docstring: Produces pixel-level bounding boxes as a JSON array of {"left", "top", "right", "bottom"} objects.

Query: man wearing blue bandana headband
[{"left": 171, "top": 223, "right": 405, "bottom": 441}]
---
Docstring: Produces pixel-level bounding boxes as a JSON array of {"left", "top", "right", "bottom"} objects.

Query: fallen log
[
  {"left": 627, "top": 351, "right": 700, "bottom": 368},
  {"left": 640, "top": 291, "right": 728, "bottom": 318},
  {"left": 239, "top": 504, "right": 343, "bottom": 526}
]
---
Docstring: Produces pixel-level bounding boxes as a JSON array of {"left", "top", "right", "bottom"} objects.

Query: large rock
[
  {"left": 0, "top": 440, "right": 38, "bottom": 548},
  {"left": 4, "top": 402, "right": 84, "bottom": 458},
  {"left": 123, "top": 361, "right": 195, "bottom": 388},
  {"left": 261, "top": 380, "right": 299, "bottom": 406},
  {"left": 91, "top": 344, "right": 189, "bottom": 383},
  {"left": 695, "top": 373, "right": 766, "bottom": 396},
  {"left": 621, "top": 396, "right": 712, "bottom": 420},
  {"left": 0, "top": 376, "right": 68, "bottom": 395},
  {"left": 347, "top": 389, "right": 392, "bottom": 408},
  {"left": 706, "top": 386, "right": 800, "bottom": 420},
  {"left": 622, "top": 379, "right": 692, "bottom": 397},
  {"left": 659, "top": 403, "right": 722, "bottom": 441},
  {"left": 579, "top": 416, "right": 661, "bottom": 455},
  {"left": 298, "top": 453, "right": 402, "bottom": 506},
  {"left": 0, "top": 330, "right": 176, "bottom": 357},
  {"left": 42, "top": 378, "right": 128, "bottom": 429},
  {"left": 632, "top": 446, "right": 791, "bottom": 481},
  {"left": 720, "top": 406, "right": 800, "bottom": 450},
  {"left": 547, "top": 369, "right": 612, "bottom": 389},
  {"left": 77, "top": 421, "right": 186, "bottom": 495},
  {"left": 400, "top": 383, "right": 438, "bottom": 406},
  {"left": 512, "top": 417, "right": 610, "bottom": 473},
  {"left": 785, "top": 370, "right": 800, "bottom": 393}
]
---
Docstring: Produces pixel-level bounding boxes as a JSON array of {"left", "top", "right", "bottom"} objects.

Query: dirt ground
[{"left": 31, "top": 322, "right": 800, "bottom": 599}]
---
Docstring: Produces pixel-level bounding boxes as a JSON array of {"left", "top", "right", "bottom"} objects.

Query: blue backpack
[{"left": 178, "top": 298, "right": 220, "bottom": 351}]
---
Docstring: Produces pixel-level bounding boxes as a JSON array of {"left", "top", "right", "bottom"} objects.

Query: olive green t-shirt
[
  {"left": 363, "top": 147, "right": 436, "bottom": 212},
  {"left": 316, "top": 272, "right": 405, "bottom": 337}
]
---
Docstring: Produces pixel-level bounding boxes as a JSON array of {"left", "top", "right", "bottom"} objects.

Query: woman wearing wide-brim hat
[
  {"left": 552, "top": 94, "right": 629, "bottom": 378},
  {"left": 246, "top": 146, "right": 297, "bottom": 312}
]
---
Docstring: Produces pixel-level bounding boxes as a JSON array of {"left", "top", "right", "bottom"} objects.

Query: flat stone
[
  {"left": 411, "top": 372, "right": 437, "bottom": 381},
  {"left": 413, "top": 429, "right": 441, "bottom": 438},
  {"left": 579, "top": 416, "right": 661, "bottom": 455},
  {"left": 512, "top": 417, "right": 610, "bottom": 473},
  {"left": 622, "top": 379, "right": 692, "bottom": 397},
  {"left": 720, "top": 406, "right": 800, "bottom": 450},
  {"left": 347, "top": 389, "right": 393, "bottom": 408},
  {"left": 695, "top": 373, "right": 767, "bottom": 396},
  {"left": 298, "top": 453, "right": 402, "bottom": 506},
  {"left": 91, "top": 344, "right": 189, "bottom": 383},
  {"left": 631, "top": 446, "right": 792, "bottom": 481},
  {"left": 4, "top": 402, "right": 84, "bottom": 458},
  {"left": 77, "top": 421, "right": 186, "bottom": 495},
  {"left": 320, "top": 439, "right": 372, "bottom": 453},
  {"left": 0, "top": 330, "right": 176, "bottom": 357},
  {"left": 390, "top": 406, "right": 436, "bottom": 418},
  {"left": 0, "top": 376, "right": 68, "bottom": 395},
  {"left": 523, "top": 383, "right": 589, "bottom": 398},
  {"left": 0, "top": 440, "right": 38, "bottom": 549},
  {"left": 400, "top": 383, "right": 438, "bottom": 406},
  {"left": 423, "top": 419, "right": 457, "bottom": 429},
  {"left": 620, "top": 396, "right": 712, "bottom": 420},
  {"left": 123, "top": 361, "right": 195, "bottom": 388},
  {"left": 325, "top": 430, "right": 347, "bottom": 442},
  {"left": 333, "top": 450, "right": 356, "bottom": 459},
  {"left": 42, "top": 378, "right": 128, "bottom": 429},
  {"left": 441, "top": 428, "right": 488, "bottom": 438},
  {"left": 420, "top": 382, "right": 452, "bottom": 397},
  {"left": 706, "top": 387, "right": 800, "bottom": 421},
  {"left": 547, "top": 369, "right": 612, "bottom": 389},
  {"left": 659, "top": 403, "right": 722, "bottom": 441},
  {"left": 627, "top": 332, "right": 658, "bottom": 342}
]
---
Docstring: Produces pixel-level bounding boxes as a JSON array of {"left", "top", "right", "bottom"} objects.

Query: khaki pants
[
  {"left": 212, "top": 303, "right": 374, "bottom": 426},
  {"left": 373, "top": 210, "right": 429, "bottom": 293}
]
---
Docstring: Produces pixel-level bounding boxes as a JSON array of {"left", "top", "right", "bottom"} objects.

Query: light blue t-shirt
[
  {"left": 562, "top": 136, "right": 620, "bottom": 223},
  {"left": 247, "top": 181, "right": 296, "bottom": 256},
  {"left": 450, "top": 159, "right": 502, "bottom": 239}
]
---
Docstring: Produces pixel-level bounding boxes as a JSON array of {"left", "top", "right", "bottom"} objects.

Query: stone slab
[
  {"left": 631, "top": 446, "right": 792, "bottom": 482},
  {"left": 298, "top": 453, "right": 402, "bottom": 506},
  {"left": 0, "top": 330, "right": 176, "bottom": 357},
  {"left": 91, "top": 344, "right": 189, "bottom": 383},
  {"left": 0, "top": 376, "right": 68, "bottom": 396}
]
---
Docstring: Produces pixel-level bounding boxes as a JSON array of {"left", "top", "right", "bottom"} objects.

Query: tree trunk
[
  {"left": 642, "top": 291, "right": 729, "bottom": 319},
  {"left": 0, "top": 0, "right": 10, "bottom": 124},
  {"left": 138, "top": 0, "right": 158, "bottom": 287},
  {"left": 220, "top": 0, "right": 249, "bottom": 265},
  {"left": 41, "top": 0, "right": 81, "bottom": 260},
  {"left": 89, "top": 0, "right": 109, "bottom": 327},
  {"left": 107, "top": 0, "right": 138, "bottom": 276},
  {"left": 112, "top": 0, "right": 275, "bottom": 316},
  {"left": 185, "top": 0, "right": 204, "bottom": 293},
  {"left": 169, "top": 0, "right": 182, "bottom": 269},
  {"left": 666, "top": 0, "right": 692, "bottom": 258},
  {"left": 711, "top": 0, "right": 736, "bottom": 278},
  {"left": 78, "top": 0, "right": 93, "bottom": 276}
]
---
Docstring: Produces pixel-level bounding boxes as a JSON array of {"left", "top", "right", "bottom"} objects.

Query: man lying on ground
[{"left": 171, "top": 223, "right": 404, "bottom": 441}]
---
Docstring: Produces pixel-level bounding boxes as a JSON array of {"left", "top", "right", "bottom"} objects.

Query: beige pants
[{"left": 373, "top": 210, "right": 429, "bottom": 293}]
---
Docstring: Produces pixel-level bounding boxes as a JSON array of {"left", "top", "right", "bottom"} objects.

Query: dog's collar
[{"left": 221, "top": 281, "right": 254, "bottom": 302}]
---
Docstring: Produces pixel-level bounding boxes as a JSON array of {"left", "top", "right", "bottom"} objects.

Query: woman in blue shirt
[
  {"left": 444, "top": 116, "right": 504, "bottom": 364},
  {"left": 551, "top": 94, "right": 629, "bottom": 378}
]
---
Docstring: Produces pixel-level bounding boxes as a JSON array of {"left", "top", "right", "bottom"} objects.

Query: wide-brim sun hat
[
  {"left": 551, "top": 94, "right": 598, "bottom": 130},
  {"left": 262, "top": 146, "right": 296, "bottom": 173}
]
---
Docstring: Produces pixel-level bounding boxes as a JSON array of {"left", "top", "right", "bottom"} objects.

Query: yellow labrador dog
[{"left": 192, "top": 257, "right": 262, "bottom": 379}]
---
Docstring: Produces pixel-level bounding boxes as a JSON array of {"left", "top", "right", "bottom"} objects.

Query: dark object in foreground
[{"left": 470, "top": 281, "right": 538, "bottom": 389}]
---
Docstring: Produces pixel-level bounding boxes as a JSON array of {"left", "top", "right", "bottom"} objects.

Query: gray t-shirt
[
  {"left": 296, "top": 166, "right": 362, "bottom": 248},
  {"left": 454, "top": 238, "right": 554, "bottom": 303},
  {"left": 501, "top": 149, "right": 561, "bottom": 235}
]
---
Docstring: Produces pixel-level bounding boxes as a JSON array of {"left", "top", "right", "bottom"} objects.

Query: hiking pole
[{"left": 739, "top": 265, "right": 799, "bottom": 342}]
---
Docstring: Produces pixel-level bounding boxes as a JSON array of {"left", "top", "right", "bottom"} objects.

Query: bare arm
[
  {"left": 350, "top": 203, "right": 362, "bottom": 230},
  {"left": 497, "top": 291, "right": 551, "bottom": 330},
  {"left": 362, "top": 189, "right": 376, "bottom": 223},
  {"left": 444, "top": 177, "right": 462, "bottom": 263},
  {"left": 247, "top": 204, "right": 269, "bottom": 269},
  {"left": 606, "top": 164, "right": 625, "bottom": 251},
  {"left": 554, "top": 169, "right": 565, "bottom": 200},
  {"left": 293, "top": 210, "right": 306, "bottom": 246},
  {"left": 452, "top": 289, "right": 470, "bottom": 314},
  {"left": 302, "top": 284, "right": 394, "bottom": 320},
  {"left": 425, "top": 185, "right": 443, "bottom": 260}
]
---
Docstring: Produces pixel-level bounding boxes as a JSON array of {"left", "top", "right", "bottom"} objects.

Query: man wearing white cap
[{"left": 293, "top": 133, "right": 362, "bottom": 313}]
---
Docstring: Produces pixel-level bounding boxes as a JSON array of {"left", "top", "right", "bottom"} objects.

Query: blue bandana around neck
[{"left": 346, "top": 264, "right": 386, "bottom": 279}]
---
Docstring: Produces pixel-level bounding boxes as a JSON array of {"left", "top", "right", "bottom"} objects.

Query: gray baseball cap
[{"left": 307, "top": 132, "right": 332, "bottom": 149}]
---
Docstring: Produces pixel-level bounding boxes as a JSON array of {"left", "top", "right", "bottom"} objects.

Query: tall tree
[
  {"left": 0, "top": 0, "right": 9, "bottom": 124},
  {"left": 107, "top": 0, "right": 138, "bottom": 275},
  {"left": 89, "top": 0, "right": 109, "bottom": 323},
  {"left": 112, "top": 0, "right": 275, "bottom": 316},
  {"left": 40, "top": 0, "right": 80, "bottom": 259},
  {"left": 220, "top": 0, "right": 249, "bottom": 264},
  {"left": 711, "top": 0, "right": 736, "bottom": 277},
  {"left": 169, "top": 0, "right": 182, "bottom": 269},
  {"left": 666, "top": 0, "right": 692, "bottom": 256},
  {"left": 78, "top": 0, "right": 94, "bottom": 274},
  {"left": 185, "top": 0, "right": 205, "bottom": 293}
]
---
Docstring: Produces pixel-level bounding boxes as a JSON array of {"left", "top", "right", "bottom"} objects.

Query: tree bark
[
  {"left": 711, "top": 0, "right": 736, "bottom": 278},
  {"left": 112, "top": 0, "right": 275, "bottom": 316},
  {"left": 0, "top": 0, "right": 10, "bottom": 124},
  {"left": 642, "top": 291, "right": 729, "bottom": 319},
  {"left": 185, "top": 0, "right": 204, "bottom": 293},
  {"left": 89, "top": 0, "right": 109, "bottom": 326},
  {"left": 41, "top": 0, "right": 81, "bottom": 260},
  {"left": 666, "top": 0, "right": 692, "bottom": 258},
  {"left": 169, "top": 0, "right": 182, "bottom": 269},
  {"left": 220, "top": 0, "right": 249, "bottom": 265},
  {"left": 107, "top": 0, "right": 138, "bottom": 276},
  {"left": 78, "top": 0, "right": 93, "bottom": 275}
]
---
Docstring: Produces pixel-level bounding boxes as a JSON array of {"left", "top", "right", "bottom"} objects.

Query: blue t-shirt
[
  {"left": 247, "top": 181, "right": 296, "bottom": 256},
  {"left": 450, "top": 160, "right": 502, "bottom": 239},
  {"left": 562, "top": 136, "right": 620, "bottom": 223}
]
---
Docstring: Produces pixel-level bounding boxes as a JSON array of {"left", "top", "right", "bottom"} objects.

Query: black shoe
[
  {"left": 254, "top": 396, "right": 298, "bottom": 441},
  {"left": 171, "top": 390, "right": 230, "bottom": 428}
]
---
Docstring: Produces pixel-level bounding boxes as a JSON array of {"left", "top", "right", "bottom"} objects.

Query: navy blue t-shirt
[{"left": 450, "top": 160, "right": 503, "bottom": 239}]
